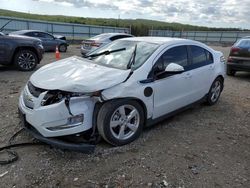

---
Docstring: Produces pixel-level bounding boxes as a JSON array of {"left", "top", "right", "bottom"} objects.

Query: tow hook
[{"left": 65, "top": 96, "right": 73, "bottom": 116}]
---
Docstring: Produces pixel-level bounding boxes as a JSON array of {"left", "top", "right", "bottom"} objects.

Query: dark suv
[
  {"left": 0, "top": 33, "right": 44, "bottom": 71},
  {"left": 227, "top": 38, "right": 250, "bottom": 76}
]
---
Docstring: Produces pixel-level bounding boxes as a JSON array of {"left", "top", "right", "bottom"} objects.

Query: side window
[
  {"left": 38, "top": 32, "right": 54, "bottom": 39},
  {"left": 190, "top": 46, "right": 213, "bottom": 68},
  {"left": 151, "top": 45, "right": 188, "bottom": 79},
  {"left": 26, "top": 32, "right": 38, "bottom": 37}
]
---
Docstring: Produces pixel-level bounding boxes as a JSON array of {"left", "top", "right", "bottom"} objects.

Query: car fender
[{"left": 101, "top": 76, "right": 154, "bottom": 119}]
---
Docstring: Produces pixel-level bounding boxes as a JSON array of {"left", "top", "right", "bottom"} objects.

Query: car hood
[
  {"left": 30, "top": 56, "right": 131, "bottom": 93},
  {"left": 8, "top": 34, "right": 41, "bottom": 42}
]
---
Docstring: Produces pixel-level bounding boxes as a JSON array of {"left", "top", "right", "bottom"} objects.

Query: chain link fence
[
  {"left": 0, "top": 16, "right": 130, "bottom": 43},
  {"left": 149, "top": 30, "right": 250, "bottom": 45}
]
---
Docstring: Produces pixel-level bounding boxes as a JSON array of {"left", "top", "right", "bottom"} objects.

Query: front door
[{"left": 151, "top": 45, "right": 194, "bottom": 119}]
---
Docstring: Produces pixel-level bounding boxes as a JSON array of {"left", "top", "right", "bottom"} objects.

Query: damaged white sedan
[{"left": 19, "top": 37, "right": 225, "bottom": 147}]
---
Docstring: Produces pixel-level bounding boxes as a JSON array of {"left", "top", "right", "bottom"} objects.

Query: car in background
[
  {"left": 81, "top": 33, "right": 133, "bottom": 56},
  {"left": 10, "top": 30, "right": 69, "bottom": 52},
  {"left": 0, "top": 32, "right": 44, "bottom": 71},
  {"left": 227, "top": 38, "right": 250, "bottom": 76},
  {"left": 19, "top": 37, "right": 225, "bottom": 147}
]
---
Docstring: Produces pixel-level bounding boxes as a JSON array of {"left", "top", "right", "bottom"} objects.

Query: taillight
[
  {"left": 230, "top": 47, "right": 240, "bottom": 54},
  {"left": 220, "top": 56, "right": 226, "bottom": 63},
  {"left": 227, "top": 56, "right": 233, "bottom": 63}
]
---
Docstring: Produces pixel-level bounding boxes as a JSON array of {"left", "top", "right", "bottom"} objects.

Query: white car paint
[
  {"left": 19, "top": 37, "right": 225, "bottom": 138},
  {"left": 30, "top": 56, "right": 131, "bottom": 93}
]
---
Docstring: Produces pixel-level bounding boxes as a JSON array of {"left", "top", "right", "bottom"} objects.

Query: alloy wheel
[
  {"left": 110, "top": 104, "right": 140, "bottom": 140},
  {"left": 210, "top": 80, "right": 221, "bottom": 103},
  {"left": 17, "top": 52, "right": 36, "bottom": 70}
]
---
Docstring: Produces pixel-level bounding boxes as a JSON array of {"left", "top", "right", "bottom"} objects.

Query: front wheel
[
  {"left": 97, "top": 99, "right": 144, "bottom": 146},
  {"left": 59, "top": 44, "right": 67, "bottom": 52},
  {"left": 206, "top": 78, "right": 223, "bottom": 105}
]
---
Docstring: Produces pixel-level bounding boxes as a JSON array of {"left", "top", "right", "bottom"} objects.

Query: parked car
[
  {"left": 81, "top": 33, "right": 133, "bottom": 55},
  {"left": 227, "top": 38, "right": 250, "bottom": 75},
  {"left": 10, "top": 30, "right": 69, "bottom": 52},
  {"left": 19, "top": 37, "right": 225, "bottom": 148},
  {"left": 0, "top": 33, "right": 44, "bottom": 71}
]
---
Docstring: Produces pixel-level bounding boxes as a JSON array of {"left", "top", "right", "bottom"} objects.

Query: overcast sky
[{"left": 1, "top": 0, "right": 249, "bottom": 29}]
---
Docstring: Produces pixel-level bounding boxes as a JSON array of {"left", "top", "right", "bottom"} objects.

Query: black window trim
[
  {"left": 186, "top": 45, "right": 214, "bottom": 71},
  {"left": 147, "top": 44, "right": 191, "bottom": 80}
]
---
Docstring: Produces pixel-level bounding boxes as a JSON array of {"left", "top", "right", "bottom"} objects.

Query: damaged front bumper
[
  {"left": 19, "top": 111, "right": 95, "bottom": 153},
  {"left": 18, "top": 84, "right": 97, "bottom": 152}
]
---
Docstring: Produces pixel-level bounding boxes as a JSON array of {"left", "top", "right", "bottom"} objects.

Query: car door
[
  {"left": 151, "top": 45, "right": 194, "bottom": 119},
  {"left": 0, "top": 35, "right": 6, "bottom": 62},
  {"left": 0, "top": 35, "right": 11, "bottom": 63},
  {"left": 187, "top": 45, "right": 215, "bottom": 99},
  {"left": 38, "top": 32, "right": 56, "bottom": 51}
]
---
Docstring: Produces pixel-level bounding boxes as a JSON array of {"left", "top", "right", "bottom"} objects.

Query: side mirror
[{"left": 165, "top": 63, "right": 184, "bottom": 73}]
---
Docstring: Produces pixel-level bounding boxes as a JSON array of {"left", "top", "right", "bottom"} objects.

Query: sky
[{"left": 0, "top": 0, "right": 250, "bottom": 29}]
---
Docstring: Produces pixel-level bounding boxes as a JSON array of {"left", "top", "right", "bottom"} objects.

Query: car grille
[{"left": 27, "top": 81, "right": 46, "bottom": 98}]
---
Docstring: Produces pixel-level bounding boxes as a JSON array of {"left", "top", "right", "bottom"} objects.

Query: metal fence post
[
  {"left": 72, "top": 24, "right": 75, "bottom": 42},
  {"left": 219, "top": 32, "right": 223, "bottom": 43},
  {"left": 26, "top": 21, "right": 29, "bottom": 30}
]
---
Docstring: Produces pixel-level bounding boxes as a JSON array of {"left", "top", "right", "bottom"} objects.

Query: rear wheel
[
  {"left": 206, "top": 78, "right": 223, "bottom": 105},
  {"left": 14, "top": 49, "right": 38, "bottom": 71},
  {"left": 97, "top": 99, "right": 144, "bottom": 146},
  {"left": 59, "top": 44, "right": 67, "bottom": 52}
]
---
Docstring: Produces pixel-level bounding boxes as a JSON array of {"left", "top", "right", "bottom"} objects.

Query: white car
[
  {"left": 19, "top": 37, "right": 226, "bottom": 147},
  {"left": 81, "top": 33, "right": 133, "bottom": 55}
]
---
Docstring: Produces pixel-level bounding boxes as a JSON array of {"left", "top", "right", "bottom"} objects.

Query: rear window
[
  {"left": 235, "top": 39, "right": 250, "bottom": 48},
  {"left": 90, "top": 34, "right": 111, "bottom": 40}
]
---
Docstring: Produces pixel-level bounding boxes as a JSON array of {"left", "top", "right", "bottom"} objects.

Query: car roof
[
  {"left": 122, "top": 37, "right": 197, "bottom": 45},
  {"left": 10, "top": 30, "right": 50, "bottom": 34}
]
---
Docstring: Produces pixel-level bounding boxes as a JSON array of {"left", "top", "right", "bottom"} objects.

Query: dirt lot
[{"left": 0, "top": 45, "right": 249, "bottom": 188}]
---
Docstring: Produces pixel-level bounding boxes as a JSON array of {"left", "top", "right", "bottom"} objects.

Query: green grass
[{"left": 0, "top": 9, "right": 244, "bottom": 36}]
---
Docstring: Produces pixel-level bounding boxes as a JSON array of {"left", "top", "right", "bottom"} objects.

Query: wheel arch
[
  {"left": 93, "top": 97, "right": 148, "bottom": 128},
  {"left": 12, "top": 46, "right": 39, "bottom": 64}
]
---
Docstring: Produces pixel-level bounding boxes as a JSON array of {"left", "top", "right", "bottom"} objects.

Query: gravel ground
[{"left": 0, "top": 45, "right": 249, "bottom": 188}]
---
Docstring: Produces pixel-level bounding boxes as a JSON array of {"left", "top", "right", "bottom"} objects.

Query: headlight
[{"left": 41, "top": 90, "right": 101, "bottom": 106}]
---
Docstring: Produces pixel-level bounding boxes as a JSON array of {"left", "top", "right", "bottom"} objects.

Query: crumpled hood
[{"left": 30, "top": 56, "right": 131, "bottom": 93}]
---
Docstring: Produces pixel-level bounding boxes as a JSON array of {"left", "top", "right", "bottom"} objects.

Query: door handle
[{"left": 184, "top": 72, "right": 192, "bottom": 79}]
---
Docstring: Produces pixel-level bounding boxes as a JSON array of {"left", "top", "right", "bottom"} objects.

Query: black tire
[
  {"left": 206, "top": 78, "right": 223, "bottom": 106},
  {"left": 226, "top": 67, "right": 236, "bottom": 76},
  {"left": 97, "top": 99, "right": 145, "bottom": 146},
  {"left": 59, "top": 44, "right": 67, "bottom": 52},
  {"left": 14, "top": 49, "right": 38, "bottom": 71}
]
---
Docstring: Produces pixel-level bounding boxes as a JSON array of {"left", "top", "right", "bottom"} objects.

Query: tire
[
  {"left": 97, "top": 99, "right": 145, "bottom": 146},
  {"left": 14, "top": 49, "right": 38, "bottom": 71},
  {"left": 59, "top": 44, "right": 67, "bottom": 52},
  {"left": 206, "top": 78, "right": 223, "bottom": 105},
  {"left": 226, "top": 67, "right": 236, "bottom": 76}
]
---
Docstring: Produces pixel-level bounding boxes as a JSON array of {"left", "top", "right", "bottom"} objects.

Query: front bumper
[
  {"left": 19, "top": 110, "right": 95, "bottom": 153},
  {"left": 19, "top": 84, "right": 96, "bottom": 138}
]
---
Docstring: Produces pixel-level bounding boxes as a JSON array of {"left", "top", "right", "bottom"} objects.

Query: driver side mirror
[{"left": 165, "top": 63, "right": 184, "bottom": 73}]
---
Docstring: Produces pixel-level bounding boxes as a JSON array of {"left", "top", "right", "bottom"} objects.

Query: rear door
[
  {"left": 38, "top": 32, "right": 57, "bottom": 51},
  {"left": 187, "top": 45, "right": 215, "bottom": 99}
]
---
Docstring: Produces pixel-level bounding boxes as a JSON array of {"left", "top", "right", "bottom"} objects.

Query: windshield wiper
[
  {"left": 84, "top": 48, "right": 126, "bottom": 58},
  {"left": 127, "top": 44, "right": 137, "bottom": 69}
]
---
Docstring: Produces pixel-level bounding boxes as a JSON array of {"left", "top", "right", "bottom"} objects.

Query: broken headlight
[{"left": 41, "top": 90, "right": 101, "bottom": 106}]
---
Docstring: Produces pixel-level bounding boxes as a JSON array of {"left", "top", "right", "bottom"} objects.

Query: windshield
[{"left": 86, "top": 40, "right": 159, "bottom": 70}]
